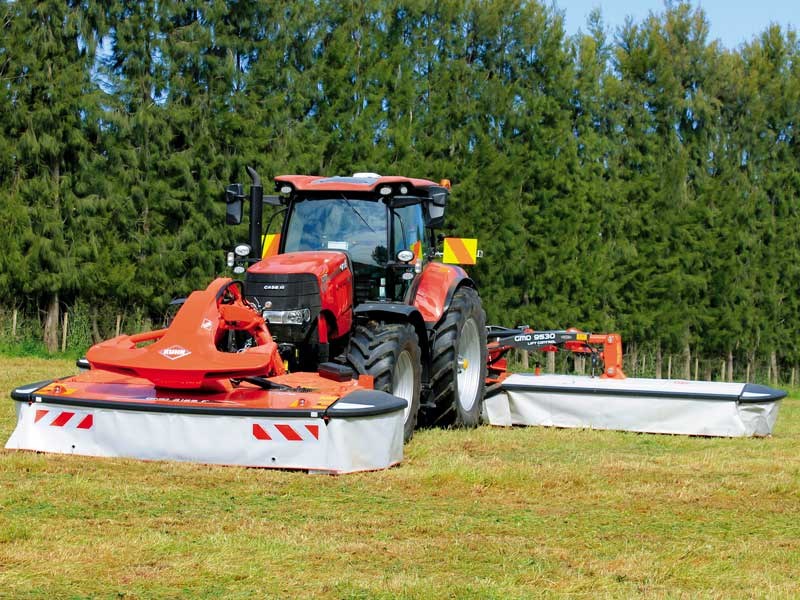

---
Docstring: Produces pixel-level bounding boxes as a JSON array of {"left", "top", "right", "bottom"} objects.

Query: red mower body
[{"left": 86, "top": 278, "right": 285, "bottom": 391}]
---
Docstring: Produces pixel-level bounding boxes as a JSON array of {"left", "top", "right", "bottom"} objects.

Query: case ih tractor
[{"left": 224, "top": 169, "right": 487, "bottom": 440}]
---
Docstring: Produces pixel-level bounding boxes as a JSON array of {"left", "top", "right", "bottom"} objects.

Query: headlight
[
  {"left": 287, "top": 308, "right": 311, "bottom": 324},
  {"left": 397, "top": 250, "right": 414, "bottom": 263},
  {"left": 262, "top": 308, "right": 312, "bottom": 325}
]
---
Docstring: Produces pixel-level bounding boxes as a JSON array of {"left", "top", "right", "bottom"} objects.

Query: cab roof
[{"left": 275, "top": 174, "right": 441, "bottom": 193}]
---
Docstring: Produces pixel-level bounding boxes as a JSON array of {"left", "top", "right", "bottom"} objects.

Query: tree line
[{"left": 0, "top": 1, "right": 798, "bottom": 379}]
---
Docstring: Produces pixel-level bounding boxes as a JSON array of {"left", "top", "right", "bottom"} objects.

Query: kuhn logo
[
  {"left": 263, "top": 284, "right": 285, "bottom": 291},
  {"left": 159, "top": 345, "right": 192, "bottom": 360}
]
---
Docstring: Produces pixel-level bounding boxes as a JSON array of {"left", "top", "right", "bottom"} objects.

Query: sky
[{"left": 556, "top": 0, "right": 797, "bottom": 49}]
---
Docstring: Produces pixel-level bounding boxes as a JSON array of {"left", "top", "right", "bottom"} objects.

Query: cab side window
[{"left": 392, "top": 204, "right": 425, "bottom": 258}]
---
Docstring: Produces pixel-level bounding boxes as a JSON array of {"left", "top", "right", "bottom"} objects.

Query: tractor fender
[
  {"left": 409, "top": 263, "right": 475, "bottom": 326},
  {"left": 353, "top": 303, "right": 430, "bottom": 369}
]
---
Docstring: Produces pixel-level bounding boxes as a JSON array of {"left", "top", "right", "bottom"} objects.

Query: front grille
[
  {"left": 354, "top": 274, "right": 375, "bottom": 304},
  {"left": 245, "top": 272, "right": 320, "bottom": 343}
]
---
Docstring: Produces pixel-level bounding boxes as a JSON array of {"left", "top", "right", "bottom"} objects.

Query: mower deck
[
  {"left": 485, "top": 374, "right": 785, "bottom": 437},
  {"left": 6, "top": 369, "right": 406, "bottom": 473}
]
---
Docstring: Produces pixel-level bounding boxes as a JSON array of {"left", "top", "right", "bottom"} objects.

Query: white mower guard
[
  {"left": 6, "top": 386, "right": 405, "bottom": 474},
  {"left": 484, "top": 374, "right": 784, "bottom": 437}
]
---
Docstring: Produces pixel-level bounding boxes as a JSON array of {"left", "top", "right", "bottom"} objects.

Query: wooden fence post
[
  {"left": 61, "top": 312, "right": 69, "bottom": 353},
  {"left": 655, "top": 346, "right": 662, "bottom": 379},
  {"left": 12, "top": 309, "right": 18, "bottom": 338},
  {"left": 770, "top": 351, "right": 778, "bottom": 385},
  {"left": 683, "top": 342, "right": 691, "bottom": 379},
  {"left": 727, "top": 352, "right": 734, "bottom": 383}
]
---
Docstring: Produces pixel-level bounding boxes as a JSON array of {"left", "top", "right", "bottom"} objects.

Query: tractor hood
[
  {"left": 244, "top": 250, "right": 354, "bottom": 346},
  {"left": 249, "top": 251, "right": 349, "bottom": 279}
]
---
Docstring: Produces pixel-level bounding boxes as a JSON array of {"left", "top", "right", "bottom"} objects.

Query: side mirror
[
  {"left": 263, "top": 195, "right": 283, "bottom": 207},
  {"left": 428, "top": 191, "right": 447, "bottom": 228},
  {"left": 225, "top": 183, "right": 245, "bottom": 225},
  {"left": 431, "top": 191, "right": 447, "bottom": 207}
]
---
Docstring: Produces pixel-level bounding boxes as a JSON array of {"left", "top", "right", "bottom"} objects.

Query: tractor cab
[
  {"left": 272, "top": 173, "right": 448, "bottom": 304},
  {"left": 224, "top": 171, "right": 448, "bottom": 305}
]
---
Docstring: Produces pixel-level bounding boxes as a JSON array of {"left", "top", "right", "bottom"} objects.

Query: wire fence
[
  {"left": 504, "top": 346, "right": 793, "bottom": 387},
  {"left": 1, "top": 306, "right": 795, "bottom": 386}
]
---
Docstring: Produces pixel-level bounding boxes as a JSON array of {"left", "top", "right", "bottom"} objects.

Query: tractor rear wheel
[
  {"left": 346, "top": 322, "right": 421, "bottom": 442},
  {"left": 426, "top": 287, "right": 487, "bottom": 427}
]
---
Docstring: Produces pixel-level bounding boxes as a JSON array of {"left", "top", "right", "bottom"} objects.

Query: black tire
[
  {"left": 425, "top": 287, "right": 487, "bottom": 427},
  {"left": 346, "top": 321, "right": 422, "bottom": 442}
]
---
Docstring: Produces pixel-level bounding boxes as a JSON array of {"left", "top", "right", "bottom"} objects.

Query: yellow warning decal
[
  {"left": 576, "top": 333, "right": 588, "bottom": 341},
  {"left": 262, "top": 233, "right": 281, "bottom": 258},
  {"left": 443, "top": 238, "right": 478, "bottom": 265},
  {"left": 40, "top": 384, "right": 76, "bottom": 396},
  {"left": 289, "top": 395, "right": 338, "bottom": 409}
]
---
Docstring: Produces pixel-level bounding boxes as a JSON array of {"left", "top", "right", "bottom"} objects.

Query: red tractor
[{"left": 224, "top": 168, "right": 487, "bottom": 440}]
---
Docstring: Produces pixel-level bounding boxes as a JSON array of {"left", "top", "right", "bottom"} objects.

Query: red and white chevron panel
[
  {"left": 252, "top": 422, "right": 319, "bottom": 441},
  {"left": 34, "top": 409, "right": 94, "bottom": 430}
]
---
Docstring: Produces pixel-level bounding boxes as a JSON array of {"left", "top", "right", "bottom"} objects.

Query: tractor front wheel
[
  {"left": 427, "top": 287, "right": 487, "bottom": 427},
  {"left": 347, "top": 322, "right": 422, "bottom": 442}
]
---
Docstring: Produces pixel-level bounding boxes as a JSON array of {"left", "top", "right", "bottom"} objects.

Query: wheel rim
[
  {"left": 393, "top": 350, "right": 415, "bottom": 422},
  {"left": 456, "top": 318, "right": 481, "bottom": 411}
]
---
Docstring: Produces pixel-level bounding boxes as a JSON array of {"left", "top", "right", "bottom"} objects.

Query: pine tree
[
  {"left": 0, "top": 4, "right": 28, "bottom": 305},
  {"left": 737, "top": 26, "right": 800, "bottom": 370},
  {"left": 3, "top": 0, "right": 104, "bottom": 350}
]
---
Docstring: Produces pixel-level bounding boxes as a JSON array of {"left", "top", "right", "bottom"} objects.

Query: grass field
[{"left": 1, "top": 357, "right": 799, "bottom": 599}]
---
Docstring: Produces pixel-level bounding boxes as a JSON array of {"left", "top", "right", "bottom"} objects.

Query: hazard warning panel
[
  {"left": 442, "top": 237, "right": 478, "bottom": 265},
  {"left": 261, "top": 233, "right": 281, "bottom": 258}
]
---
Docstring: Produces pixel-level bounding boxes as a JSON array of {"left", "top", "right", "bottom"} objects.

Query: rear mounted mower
[{"left": 482, "top": 326, "right": 785, "bottom": 437}]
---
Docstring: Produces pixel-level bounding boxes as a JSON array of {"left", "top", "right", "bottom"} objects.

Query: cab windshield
[{"left": 283, "top": 198, "right": 389, "bottom": 266}]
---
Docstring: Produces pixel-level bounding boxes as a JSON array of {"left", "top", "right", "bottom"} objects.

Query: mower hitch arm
[{"left": 486, "top": 326, "right": 626, "bottom": 380}]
